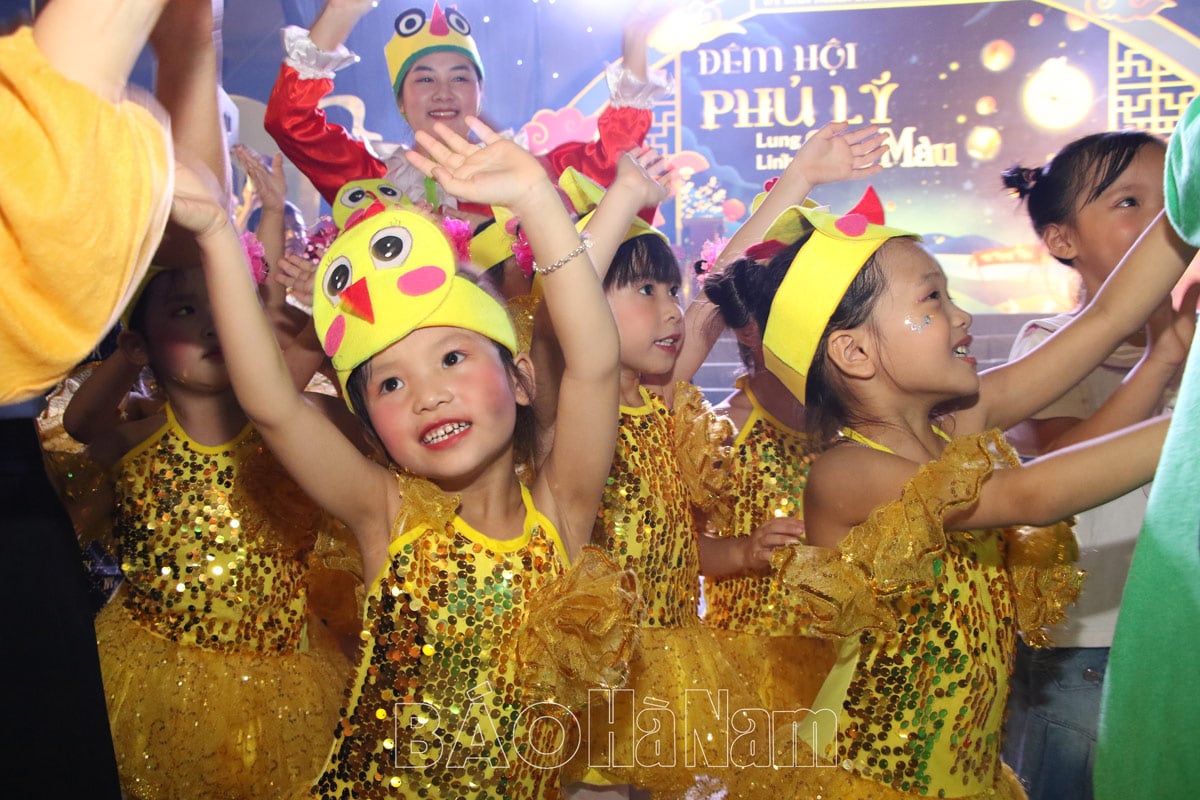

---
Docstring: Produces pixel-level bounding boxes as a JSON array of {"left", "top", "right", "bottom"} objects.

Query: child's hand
[
  {"left": 613, "top": 146, "right": 674, "bottom": 211},
  {"left": 740, "top": 517, "right": 806, "bottom": 575},
  {"left": 170, "top": 158, "right": 232, "bottom": 239},
  {"left": 787, "top": 121, "right": 886, "bottom": 188},
  {"left": 407, "top": 117, "right": 556, "bottom": 216},
  {"left": 1146, "top": 282, "right": 1200, "bottom": 371},
  {"left": 233, "top": 146, "right": 287, "bottom": 214},
  {"left": 272, "top": 254, "right": 317, "bottom": 314}
]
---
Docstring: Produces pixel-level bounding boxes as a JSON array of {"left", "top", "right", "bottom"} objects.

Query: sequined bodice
[
  {"left": 834, "top": 532, "right": 1015, "bottom": 795},
  {"left": 705, "top": 381, "right": 814, "bottom": 634},
  {"left": 111, "top": 408, "right": 308, "bottom": 653},
  {"left": 313, "top": 485, "right": 568, "bottom": 799},
  {"left": 816, "top": 428, "right": 1017, "bottom": 796},
  {"left": 594, "top": 389, "right": 701, "bottom": 628}
]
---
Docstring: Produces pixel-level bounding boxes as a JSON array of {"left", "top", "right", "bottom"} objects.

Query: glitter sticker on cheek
[{"left": 905, "top": 314, "right": 932, "bottom": 333}]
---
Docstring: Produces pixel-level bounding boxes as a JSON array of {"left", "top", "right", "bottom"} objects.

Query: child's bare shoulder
[{"left": 89, "top": 411, "right": 169, "bottom": 467}]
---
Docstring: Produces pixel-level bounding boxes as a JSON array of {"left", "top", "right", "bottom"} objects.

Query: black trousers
[{"left": 0, "top": 418, "right": 121, "bottom": 797}]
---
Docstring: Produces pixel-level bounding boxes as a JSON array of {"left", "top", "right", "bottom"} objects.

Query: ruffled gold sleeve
[
  {"left": 306, "top": 521, "right": 366, "bottom": 640},
  {"left": 1004, "top": 520, "right": 1084, "bottom": 647},
  {"left": 773, "top": 430, "right": 1018, "bottom": 638},
  {"left": 515, "top": 547, "right": 641, "bottom": 710},
  {"left": 671, "top": 381, "right": 733, "bottom": 524},
  {"left": 389, "top": 469, "right": 461, "bottom": 538},
  {"left": 35, "top": 366, "right": 115, "bottom": 549}
]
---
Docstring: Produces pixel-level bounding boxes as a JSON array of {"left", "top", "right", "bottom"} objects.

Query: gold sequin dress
[
  {"left": 703, "top": 376, "right": 836, "bottom": 713},
  {"left": 95, "top": 405, "right": 357, "bottom": 800},
  {"left": 309, "top": 479, "right": 638, "bottom": 799},
  {"left": 581, "top": 384, "right": 766, "bottom": 797},
  {"left": 730, "top": 429, "right": 1082, "bottom": 799}
]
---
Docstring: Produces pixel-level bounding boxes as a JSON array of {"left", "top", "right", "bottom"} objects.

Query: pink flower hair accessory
[{"left": 241, "top": 232, "right": 269, "bottom": 285}]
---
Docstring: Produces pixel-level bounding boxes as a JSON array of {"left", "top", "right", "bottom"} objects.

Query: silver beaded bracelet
[{"left": 532, "top": 232, "right": 593, "bottom": 275}]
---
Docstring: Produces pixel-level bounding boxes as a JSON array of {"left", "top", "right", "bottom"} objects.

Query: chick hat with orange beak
[
  {"left": 384, "top": 2, "right": 484, "bottom": 99},
  {"left": 761, "top": 187, "right": 920, "bottom": 404},
  {"left": 312, "top": 201, "right": 517, "bottom": 400}
]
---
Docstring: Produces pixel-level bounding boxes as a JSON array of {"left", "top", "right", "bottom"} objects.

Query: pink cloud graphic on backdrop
[{"left": 521, "top": 107, "right": 600, "bottom": 154}]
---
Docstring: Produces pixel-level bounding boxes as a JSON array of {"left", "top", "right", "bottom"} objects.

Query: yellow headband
[
  {"left": 557, "top": 167, "right": 667, "bottom": 243},
  {"left": 760, "top": 188, "right": 919, "bottom": 403},
  {"left": 311, "top": 205, "right": 517, "bottom": 397},
  {"left": 469, "top": 207, "right": 518, "bottom": 269},
  {"left": 384, "top": 2, "right": 484, "bottom": 98}
]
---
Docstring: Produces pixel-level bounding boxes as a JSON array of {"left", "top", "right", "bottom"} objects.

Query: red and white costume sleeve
[{"left": 264, "top": 25, "right": 669, "bottom": 216}]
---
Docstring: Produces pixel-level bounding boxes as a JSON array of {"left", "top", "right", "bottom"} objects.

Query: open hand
[
  {"left": 272, "top": 254, "right": 317, "bottom": 313},
  {"left": 233, "top": 145, "right": 287, "bottom": 214},
  {"left": 788, "top": 121, "right": 887, "bottom": 187},
  {"left": 406, "top": 117, "right": 555, "bottom": 215},
  {"left": 614, "top": 145, "right": 674, "bottom": 211}
]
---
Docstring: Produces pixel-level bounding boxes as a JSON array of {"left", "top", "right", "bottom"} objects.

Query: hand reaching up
[
  {"left": 406, "top": 117, "right": 559, "bottom": 218},
  {"left": 613, "top": 145, "right": 674, "bottom": 212},
  {"left": 787, "top": 121, "right": 887, "bottom": 189},
  {"left": 169, "top": 157, "right": 232, "bottom": 240},
  {"left": 233, "top": 146, "right": 287, "bottom": 215}
]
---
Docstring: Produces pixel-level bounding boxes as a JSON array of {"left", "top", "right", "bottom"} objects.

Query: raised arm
[
  {"left": 263, "top": 0, "right": 388, "bottom": 204},
  {"left": 32, "top": 0, "right": 168, "bottom": 103},
  {"left": 409, "top": 119, "right": 621, "bottom": 560},
  {"left": 150, "top": 0, "right": 229, "bottom": 200},
  {"left": 953, "top": 416, "right": 1169, "bottom": 531},
  {"left": 976, "top": 210, "right": 1196, "bottom": 433},
  {"left": 672, "top": 121, "right": 886, "bottom": 384},
  {"left": 174, "top": 159, "right": 392, "bottom": 552},
  {"left": 1006, "top": 289, "right": 1195, "bottom": 456}
]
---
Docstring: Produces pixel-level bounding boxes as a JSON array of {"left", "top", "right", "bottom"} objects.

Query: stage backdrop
[{"left": 4, "top": 0, "right": 1195, "bottom": 313}]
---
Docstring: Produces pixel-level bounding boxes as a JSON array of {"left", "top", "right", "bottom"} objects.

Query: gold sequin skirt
[
  {"left": 725, "top": 753, "right": 1028, "bottom": 799},
  {"left": 95, "top": 598, "right": 352, "bottom": 800},
  {"left": 569, "top": 624, "right": 796, "bottom": 799}
]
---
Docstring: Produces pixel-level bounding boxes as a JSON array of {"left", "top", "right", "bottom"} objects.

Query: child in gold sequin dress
[
  {"left": 48, "top": 3, "right": 361, "bottom": 798},
  {"left": 552, "top": 184, "right": 788, "bottom": 799},
  {"left": 182, "top": 115, "right": 644, "bottom": 799},
  {"left": 707, "top": 186, "right": 1195, "bottom": 800},
  {"left": 67, "top": 261, "right": 361, "bottom": 800}
]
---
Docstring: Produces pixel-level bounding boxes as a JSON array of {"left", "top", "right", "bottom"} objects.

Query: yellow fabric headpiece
[
  {"left": 557, "top": 167, "right": 667, "bottom": 243},
  {"left": 469, "top": 207, "right": 518, "bottom": 269},
  {"left": 761, "top": 187, "right": 919, "bottom": 403},
  {"left": 384, "top": 2, "right": 484, "bottom": 99},
  {"left": 312, "top": 205, "right": 517, "bottom": 396}
]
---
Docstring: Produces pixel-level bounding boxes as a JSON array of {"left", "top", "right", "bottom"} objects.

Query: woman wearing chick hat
[{"left": 265, "top": 0, "right": 669, "bottom": 227}]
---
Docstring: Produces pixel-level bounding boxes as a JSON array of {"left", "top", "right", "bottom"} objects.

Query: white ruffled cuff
[
  {"left": 606, "top": 62, "right": 673, "bottom": 109},
  {"left": 281, "top": 25, "right": 360, "bottom": 80}
]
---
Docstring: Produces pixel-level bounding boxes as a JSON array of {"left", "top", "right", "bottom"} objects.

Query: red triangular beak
[
  {"left": 430, "top": 1, "right": 449, "bottom": 36},
  {"left": 342, "top": 200, "right": 388, "bottom": 233},
  {"left": 340, "top": 277, "right": 374, "bottom": 324},
  {"left": 847, "top": 186, "right": 885, "bottom": 225}
]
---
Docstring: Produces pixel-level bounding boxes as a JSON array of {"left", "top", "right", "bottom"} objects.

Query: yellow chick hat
[
  {"left": 312, "top": 203, "right": 517, "bottom": 396},
  {"left": 385, "top": 2, "right": 484, "bottom": 99},
  {"left": 761, "top": 187, "right": 919, "bottom": 403},
  {"left": 332, "top": 178, "right": 410, "bottom": 231},
  {"left": 557, "top": 167, "right": 667, "bottom": 243}
]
